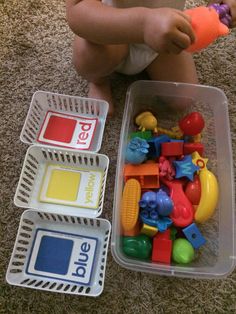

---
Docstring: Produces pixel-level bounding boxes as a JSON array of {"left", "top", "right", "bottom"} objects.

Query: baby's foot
[{"left": 88, "top": 79, "right": 114, "bottom": 116}]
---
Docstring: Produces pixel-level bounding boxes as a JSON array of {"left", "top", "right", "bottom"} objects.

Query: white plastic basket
[
  {"left": 6, "top": 210, "right": 111, "bottom": 296},
  {"left": 20, "top": 91, "right": 108, "bottom": 152},
  {"left": 14, "top": 145, "right": 109, "bottom": 218}
]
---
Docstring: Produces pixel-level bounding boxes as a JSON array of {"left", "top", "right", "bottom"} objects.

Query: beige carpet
[{"left": 0, "top": 0, "right": 236, "bottom": 313}]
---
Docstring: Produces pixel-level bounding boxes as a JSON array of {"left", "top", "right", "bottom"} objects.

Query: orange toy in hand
[{"left": 185, "top": 6, "right": 229, "bottom": 52}]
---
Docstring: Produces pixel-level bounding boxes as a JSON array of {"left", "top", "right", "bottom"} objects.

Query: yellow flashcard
[
  {"left": 39, "top": 164, "right": 103, "bottom": 209},
  {"left": 46, "top": 169, "right": 81, "bottom": 201}
]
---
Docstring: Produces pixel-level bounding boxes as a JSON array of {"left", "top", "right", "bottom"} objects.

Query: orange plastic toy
[
  {"left": 124, "top": 163, "right": 159, "bottom": 189},
  {"left": 185, "top": 6, "right": 229, "bottom": 52},
  {"left": 121, "top": 179, "right": 141, "bottom": 233}
]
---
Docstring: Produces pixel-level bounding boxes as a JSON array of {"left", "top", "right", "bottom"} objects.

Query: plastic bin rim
[{"left": 126, "top": 80, "right": 228, "bottom": 99}]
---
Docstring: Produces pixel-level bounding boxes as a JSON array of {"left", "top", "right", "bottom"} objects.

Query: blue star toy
[{"left": 174, "top": 154, "right": 199, "bottom": 181}]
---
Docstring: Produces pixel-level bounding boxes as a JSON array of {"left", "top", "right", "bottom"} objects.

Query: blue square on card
[{"left": 34, "top": 236, "right": 74, "bottom": 275}]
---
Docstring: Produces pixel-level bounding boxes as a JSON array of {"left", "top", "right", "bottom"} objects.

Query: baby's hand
[{"left": 143, "top": 8, "right": 195, "bottom": 54}]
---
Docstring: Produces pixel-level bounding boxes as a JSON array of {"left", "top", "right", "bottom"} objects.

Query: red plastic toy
[
  {"left": 185, "top": 175, "right": 201, "bottom": 205},
  {"left": 161, "top": 142, "right": 183, "bottom": 157},
  {"left": 161, "top": 178, "right": 194, "bottom": 227},
  {"left": 179, "top": 112, "right": 205, "bottom": 136},
  {"left": 152, "top": 229, "right": 172, "bottom": 264},
  {"left": 183, "top": 142, "right": 204, "bottom": 155}
]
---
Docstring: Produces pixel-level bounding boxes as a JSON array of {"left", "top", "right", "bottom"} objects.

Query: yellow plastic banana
[{"left": 192, "top": 152, "right": 219, "bottom": 223}]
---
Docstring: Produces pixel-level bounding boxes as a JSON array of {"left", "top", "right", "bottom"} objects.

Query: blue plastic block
[
  {"left": 35, "top": 235, "right": 74, "bottom": 275},
  {"left": 169, "top": 139, "right": 184, "bottom": 143},
  {"left": 183, "top": 223, "right": 206, "bottom": 249},
  {"left": 147, "top": 135, "right": 170, "bottom": 158}
]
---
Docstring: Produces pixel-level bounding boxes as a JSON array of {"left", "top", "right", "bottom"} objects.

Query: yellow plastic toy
[
  {"left": 121, "top": 178, "right": 141, "bottom": 232},
  {"left": 157, "top": 126, "right": 183, "bottom": 140},
  {"left": 135, "top": 111, "right": 183, "bottom": 139},
  {"left": 192, "top": 152, "right": 219, "bottom": 223},
  {"left": 141, "top": 224, "right": 158, "bottom": 237},
  {"left": 135, "top": 111, "right": 158, "bottom": 133}
]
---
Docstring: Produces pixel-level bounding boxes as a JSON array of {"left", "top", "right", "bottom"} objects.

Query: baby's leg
[
  {"left": 146, "top": 51, "right": 198, "bottom": 110},
  {"left": 72, "top": 36, "right": 129, "bottom": 115},
  {"left": 146, "top": 51, "right": 198, "bottom": 84}
]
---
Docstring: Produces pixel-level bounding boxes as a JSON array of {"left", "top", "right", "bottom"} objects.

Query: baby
[{"left": 66, "top": 0, "right": 236, "bottom": 115}]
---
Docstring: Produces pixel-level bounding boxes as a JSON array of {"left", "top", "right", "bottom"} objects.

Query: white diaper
[
  {"left": 114, "top": 43, "right": 157, "bottom": 75},
  {"left": 102, "top": 0, "right": 186, "bottom": 75}
]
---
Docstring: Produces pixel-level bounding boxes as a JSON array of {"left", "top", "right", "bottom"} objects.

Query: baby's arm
[{"left": 66, "top": 0, "right": 195, "bottom": 54}]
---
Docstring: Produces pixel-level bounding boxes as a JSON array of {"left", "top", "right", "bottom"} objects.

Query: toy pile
[{"left": 121, "top": 111, "right": 219, "bottom": 265}]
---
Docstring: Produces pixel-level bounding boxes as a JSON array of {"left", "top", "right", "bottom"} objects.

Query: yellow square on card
[{"left": 46, "top": 169, "right": 81, "bottom": 201}]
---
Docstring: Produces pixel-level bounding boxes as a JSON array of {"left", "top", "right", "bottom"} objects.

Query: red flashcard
[
  {"left": 37, "top": 111, "right": 98, "bottom": 150},
  {"left": 43, "top": 115, "right": 77, "bottom": 143}
]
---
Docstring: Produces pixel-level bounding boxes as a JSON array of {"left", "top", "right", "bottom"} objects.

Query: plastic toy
[
  {"left": 140, "top": 210, "right": 172, "bottom": 232},
  {"left": 155, "top": 189, "right": 174, "bottom": 216},
  {"left": 141, "top": 223, "right": 158, "bottom": 237},
  {"left": 179, "top": 112, "right": 205, "bottom": 136},
  {"left": 152, "top": 229, "right": 172, "bottom": 264},
  {"left": 157, "top": 126, "right": 183, "bottom": 139},
  {"left": 123, "top": 221, "right": 141, "bottom": 237},
  {"left": 125, "top": 137, "right": 149, "bottom": 164},
  {"left": 159, "top": 156, "right": 176, "bottom": 181},
  {"left": 161, "top": 141, "right": 183, "bottom": 157},
  {"left": 161, "top": 178, "right": 194, "bottom": 227},
  {"left": 185, "top": 6, "right": 230, "bottom": 53},
  {"left": 147, "top": 134, "right": 170, "bottom": 158},
  {"left": 172, "top": 238, "right": 195, "bottom": 264},
  {"left": 209, "top": 3, "right": 232, "bottom": 27},
  {"left": 135, "top": 111, "right": 158, "bottom": 132},
  {"left": 124, "top": 163, "right": 159, "bottom": 189},
  {"left": 130, "top": 130, "right": 152, "bottom": 140},
  {"left": 135, "top": 111, "right": 183, "bottom": 139},
  {"left": 183, "top": 223, "right": 206, "bottom": 249},
  {"left": 139, "top": 191, "right": 157, "bottom": 209},
  {"left": 173, "top": 154, "right": 200, "bottom": 181},
  {"left": 192, "top": 152, "right": 219, "bottom": 223},
  {"left": 121, "top": 179, "right": 141, "bottom": 233},
  {"left": 185, "top": 174, "right": 201, "bottom": 205},
  {"left": 170, "top": 226, "right": 178, "bottom": 240},
  {"left": 122, "top": 234, "right": 152, "bottom": 260},
  {"left": 139, "top": 189, "right": 173, "bottom": 216},
  {"left": 183, "top": 142, "right": 204, "bottom": 155}
]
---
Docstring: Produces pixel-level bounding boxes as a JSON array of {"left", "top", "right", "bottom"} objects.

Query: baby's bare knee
[
  {"left": 72, "top": 36, "right": 129, "bottom": 80},
  {"left": 72, "top": 37, "right": 92, "bottom": 76},
  {"left": 72, "top": 37, "right": 112, "bottom": 80}
]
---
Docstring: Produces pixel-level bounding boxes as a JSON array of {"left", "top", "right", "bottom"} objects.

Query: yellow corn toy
[
  {"left": 192, "top": 152, "right": 219, "bottom": 223},
  {"left": 121, "top": 179, "right": 141, "bottom": 232}
]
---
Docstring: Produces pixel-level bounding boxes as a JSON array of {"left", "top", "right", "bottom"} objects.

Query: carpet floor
[{"left": 0, "top": 0, "right": 236, "bottom": 313}]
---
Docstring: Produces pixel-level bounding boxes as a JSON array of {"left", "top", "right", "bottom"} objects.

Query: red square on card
[{"left": 43, "top": 115, "right": 77, "bottom": 143}]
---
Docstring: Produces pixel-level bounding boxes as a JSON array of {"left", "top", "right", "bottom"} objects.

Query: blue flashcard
[
  {"left": 26, "top": 229, "right": 98, "bottom": 285},
  {"left": 35, "top": 236, "right": 74, "bottom": 275}
]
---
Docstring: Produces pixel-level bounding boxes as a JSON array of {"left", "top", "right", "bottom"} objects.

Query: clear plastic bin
[{"left": 111, "top": 80, "right": 235, "bottom": 278}]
